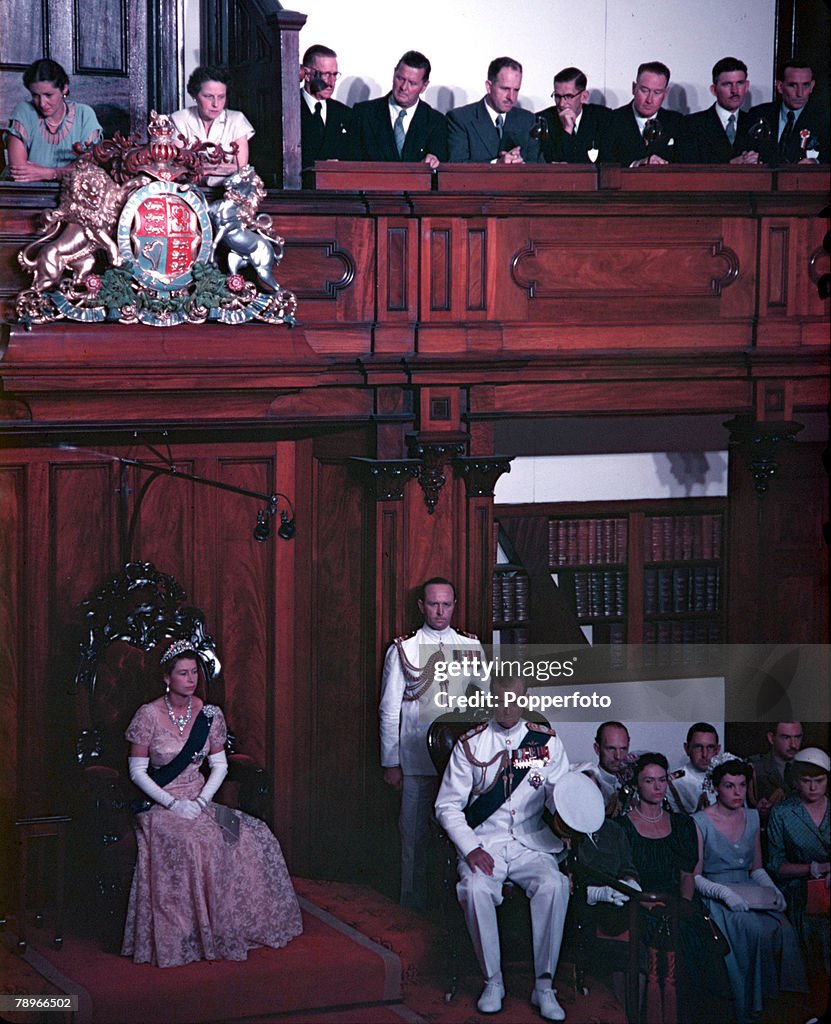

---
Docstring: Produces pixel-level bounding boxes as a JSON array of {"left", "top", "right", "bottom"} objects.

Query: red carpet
[{"left": 17, "top": 896, "right": 402, "bottom": 1024}]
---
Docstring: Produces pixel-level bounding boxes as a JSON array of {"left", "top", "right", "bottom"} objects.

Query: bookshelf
[{"left": 494, "top": 499, "right": 726, "bottom": 648}]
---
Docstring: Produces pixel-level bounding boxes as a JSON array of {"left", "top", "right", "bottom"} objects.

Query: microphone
[{"left": 308, "top": 70, "right": 327, "bottom": 96}]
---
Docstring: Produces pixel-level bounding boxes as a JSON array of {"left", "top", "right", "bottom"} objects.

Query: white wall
[
  {"left": 182, "top": 1, "right": 776, "bottom": 113},
  {"left": 495, "top": 452, "right": 728, "bottom": 504},
  {"left": 291, "top": 0, "right": 776, "bottom": 115}
]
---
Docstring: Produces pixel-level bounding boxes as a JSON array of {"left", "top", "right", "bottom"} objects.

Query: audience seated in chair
[{"left": 693, "top": 756, "right": 807, "bottom": 1024}]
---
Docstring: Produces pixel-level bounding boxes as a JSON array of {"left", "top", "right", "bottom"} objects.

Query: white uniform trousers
[
  {"left": 400, "top": 773, "right": 437, "bottom": 907},
  {"left": 456, "top": 837, "right": 569, "bottom": 981}
]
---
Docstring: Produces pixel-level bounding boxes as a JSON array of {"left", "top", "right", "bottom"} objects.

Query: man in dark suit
[
  {"left": 353, "top": 51, "right": 448, "bottom": 166},
  {"left": 300, "top": 44, "right": 357, "bottom": 185},
  {"left": 536, "top": 67, "right": 609, "bottom": 164},
  {"left": 602, "top": 61, "right": 683, "bottom": 166},
  {"left": 749, "top": 59, "right": 826, "bottom": 165},
  {"left": 677, "top": 57, "right": 760, "bottom": 164},
  {"left": 447, "top": 56, "right": 540, "bottom": 164}
]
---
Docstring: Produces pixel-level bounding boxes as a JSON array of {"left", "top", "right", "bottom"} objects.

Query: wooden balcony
[{"left": 1, "top": 165, "right": 828, "bottom": 430}]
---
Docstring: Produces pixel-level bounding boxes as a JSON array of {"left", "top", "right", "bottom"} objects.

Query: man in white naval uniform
[
  {"left": 572, "top": 721, "right": 632, "bottom": 817},
  {"left": 379, "top": 576, "right": 487, "bottom": 908},
  {"left": 667, "top": 722, "right": 721, "bottom": 813},
  {"left": 435, "top": 675, "right": 570, "bottom": 1020}
]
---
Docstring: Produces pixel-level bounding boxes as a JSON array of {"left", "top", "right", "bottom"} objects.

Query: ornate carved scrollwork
[
  {"left": 349, "top": 458, "right": 421, "bottom": 501},
  {"left": 406, "top": 436, "right": 468, "bottom": 514},
  {"left": 452, "top": 456, "right": 513, "bottom": 498},
  {"left": 724, "top": 416, "right": 804, "bottom": 498}
]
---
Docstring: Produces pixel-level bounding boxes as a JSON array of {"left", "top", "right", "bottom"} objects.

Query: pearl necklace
[
  {"left": 165, "top": 694, "right": 192, "bottom": 735},
  {"left": 635, "top": 803, "right": 664, "bottom": 822}
]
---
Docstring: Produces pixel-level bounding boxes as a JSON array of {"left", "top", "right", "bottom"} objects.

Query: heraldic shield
[{"left": 14, "top": 112, "right": 297, "bottom": 329}]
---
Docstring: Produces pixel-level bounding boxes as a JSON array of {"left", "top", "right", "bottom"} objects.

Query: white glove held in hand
[
  {"left": 695, "top": 874, "right": 749, "bottom": 912},
  {"left": 169, "top": 799, "right": 202, "bottom": 821},
  {"left": 751, "top": 868, "right": 787, "bottom": 911},
  {"left": 587, "top": 885, "right": 629, "bottom": 907}
]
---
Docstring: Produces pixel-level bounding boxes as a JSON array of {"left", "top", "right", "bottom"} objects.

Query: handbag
[{"left": 806, "top": 877, "right": 830, "bottom": 916}]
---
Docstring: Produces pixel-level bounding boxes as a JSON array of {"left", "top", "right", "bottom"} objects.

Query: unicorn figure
[{"left": 207, "top": 166, "right": 284, "bottom": 293}]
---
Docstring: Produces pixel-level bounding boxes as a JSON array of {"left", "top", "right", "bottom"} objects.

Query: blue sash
[
  {"left": 464, "top": 729, "right": 550, "bottom": 829},
  {"left": 132, "top": 708, "right": 212, "bottom": 812}
]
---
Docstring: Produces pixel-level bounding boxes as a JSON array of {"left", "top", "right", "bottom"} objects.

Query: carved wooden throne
[{"left": 70, "top": 561, "right": 270, "bottom": 946}]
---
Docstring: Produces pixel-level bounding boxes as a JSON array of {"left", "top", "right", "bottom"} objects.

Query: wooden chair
[
  {"left": 426, "top": 707, "right": 550, "bottom": 1002},
  {"left": 69, "top": 561, "right": 269, "bottom": 948}
]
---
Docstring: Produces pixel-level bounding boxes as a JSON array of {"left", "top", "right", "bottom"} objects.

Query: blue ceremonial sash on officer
[{"left": 464, "top": 729, "right": 550, "bottom": 829}]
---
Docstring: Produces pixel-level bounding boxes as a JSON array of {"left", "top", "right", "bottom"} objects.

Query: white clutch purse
[{"left": 725, "top": 884, "right": 780, "bottom": 910}]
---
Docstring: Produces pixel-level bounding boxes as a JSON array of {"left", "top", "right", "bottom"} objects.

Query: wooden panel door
[{"left": 0, "top": 0, "right": 149, "bottom": 138}]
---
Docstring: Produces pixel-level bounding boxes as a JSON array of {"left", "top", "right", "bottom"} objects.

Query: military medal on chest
[{"left": 512, "top": 743, "right": 549, "bottom": 788}]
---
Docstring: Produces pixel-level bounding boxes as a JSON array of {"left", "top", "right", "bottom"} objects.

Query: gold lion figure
[{"left": 18, "top": 163, "right": 130, "bottom": 292}]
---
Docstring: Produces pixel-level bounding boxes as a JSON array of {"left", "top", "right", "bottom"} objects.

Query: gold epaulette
[
  {"left": 527, "top": 721, "right": 557, "bottom": 737},
  {"left": 459, "top": 721, "right": 489, "bottom": 743},
  {"left": 394, "top": 629, "right": 418, "bottom": 643},
  {"left": 456, "top": 628, "right": 479, "bottom": 640}
]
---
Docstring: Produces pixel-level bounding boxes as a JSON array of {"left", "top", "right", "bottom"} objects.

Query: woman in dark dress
[{"left": 619, "top": 752, "right": 733, "bottom": 1024}]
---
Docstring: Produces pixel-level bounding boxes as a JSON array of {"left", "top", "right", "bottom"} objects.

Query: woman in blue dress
[
  {"left": 6, "top": 59, "right": 102, "bottom": 182},
  {"left": 766, "top": 746, "right": 829, "bottom": 972},
  {"left": 693, "top": 758, "right": 807, "bottom": 1023}
]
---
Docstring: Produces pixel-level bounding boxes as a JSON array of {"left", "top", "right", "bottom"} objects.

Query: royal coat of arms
[{"left": 14, "top": 113, "right": 297, "bottom": 328}]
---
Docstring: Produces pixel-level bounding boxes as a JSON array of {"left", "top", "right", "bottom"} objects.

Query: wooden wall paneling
[
  {"left": 0, "top": 464, "right": 25, "bottom": 809},
  {"left": 419, "top": 218, "right": 491, "bottom": 324},
  {"left": 726, "top": 440, "right": 828, "bottom": 643},
  {"left": 307, "top": 455, "right": 371, "bottom": 878},
  {"left": 276, "top": 216, "right": 375, "bottom": 329},
  {"left": 207, "top": 455, "right": 276, "bottom": 771},
  {"left": 404, "top": 465, "right": 459, "bottom": 606},
  {"left": 47, "top": 458, "right": 119, "bottom": 810},
  {"left": 374, "top": 217, "right": 419, "bottom": 353},
  {"left": 507, "top": 215, "right": 751, "bottom": 332},
  {"left": 796, "top": 215, "right": 831, "bottom": 329},
  {"left": 127, "top": 458, "right": 198, "bottom": 592},
  {"left": 461, "top": 494, "right": 494, "bottom": 643},
  {"left": 272, "top": 439, "right": 304, "bottom": 861}
]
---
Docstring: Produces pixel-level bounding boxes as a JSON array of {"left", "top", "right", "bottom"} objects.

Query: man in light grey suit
[{"left": 447, "top": 57, "right": 540, "bottom": 164}]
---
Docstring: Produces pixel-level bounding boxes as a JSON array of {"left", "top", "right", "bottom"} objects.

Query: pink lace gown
[{"left": 121, "top": 702, "right": 303, "bottom": 967}]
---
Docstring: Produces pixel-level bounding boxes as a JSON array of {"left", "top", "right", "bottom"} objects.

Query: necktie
[
  {"left": 779, "top": 110, "right": 795, "bottom": 154},
  {"left": 313, "top": 101, "right": 323, "bottom": 124},
  {"left": 495, "top": 113, "right": 504, "bottom": 144},
  {"left": 726, "top": 113, "right": 736, "bottom": 145},
  {"left": 394, "top": 108, "right": 406, "bottom": 155}
]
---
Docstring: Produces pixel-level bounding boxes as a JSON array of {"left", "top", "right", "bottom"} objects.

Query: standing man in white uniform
[
  {"left": 379, "top": 576, "right": 486, "bottom": 909},
  {"left": 435, "top": 675, "right": 570, "bottom": 1020}
]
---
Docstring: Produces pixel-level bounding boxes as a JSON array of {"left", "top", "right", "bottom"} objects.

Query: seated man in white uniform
[
  {"left": 667, "top": 721, "right": 721, "bottom": 813},
  {"left": 435, "top": 675, "right": 570, "bottom": 1020}
]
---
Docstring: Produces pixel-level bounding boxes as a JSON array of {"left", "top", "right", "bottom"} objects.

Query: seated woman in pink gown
[{"left": 121, "top": 639, "right": 302, "bottom": 967}]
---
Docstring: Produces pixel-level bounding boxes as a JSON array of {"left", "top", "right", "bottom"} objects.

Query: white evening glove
[
  {"left": 750, "top": 868, "right": 787, "bottom": 911},
  {"left": 197, "top": 751, "right": 228, "bottom": 809},
  {"left": 694, "top": 874, "right": 749, "bottom": 912},
  {"left": 128, "top": 756, "right": 176, "bottom": 809},
  {"left": 587, "top": 885, "right": 629, "bottom": 907}
]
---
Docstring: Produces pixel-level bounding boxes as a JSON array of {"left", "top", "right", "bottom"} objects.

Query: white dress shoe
[
  {"left": 531, "top": 986, "right": 565, "bottom": 1021},
  {"left": 477, "top": 978, "right": 505, "bottom": 1014}
]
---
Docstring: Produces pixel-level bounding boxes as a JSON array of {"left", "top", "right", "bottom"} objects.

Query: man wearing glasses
[
  {"left": 300, "top": 44, "right": 357, "bottom": 184},
  {"left": 354, "top": 50, "right": 448, "bottom": 166},
  {"left": 602, "top": 60, "right": 684, "bottom": 167},
  {"left": 536, "top": 67, "right": 610, "bottom": 164}
]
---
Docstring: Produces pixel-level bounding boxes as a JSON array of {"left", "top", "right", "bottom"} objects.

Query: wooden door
[{"left": 0, "top": 0, "right": 149, "bottom": 138}]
